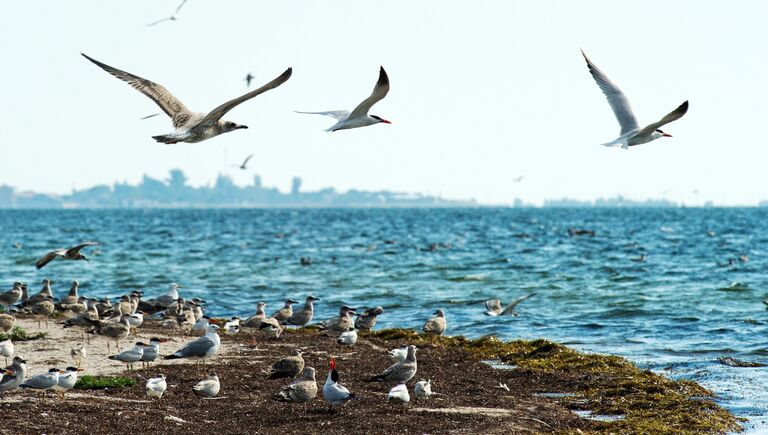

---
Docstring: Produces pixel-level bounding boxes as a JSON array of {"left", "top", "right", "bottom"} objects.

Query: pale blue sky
[{"left": 0, "top": 1, "right": 766, "bottom": 205}]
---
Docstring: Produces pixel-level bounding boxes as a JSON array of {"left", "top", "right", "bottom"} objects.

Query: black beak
[{"left": 238, "top": 125, "right": 248, "bottom": 129}]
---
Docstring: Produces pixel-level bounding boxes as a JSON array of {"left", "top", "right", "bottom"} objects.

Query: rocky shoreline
[{"left": 0, "top": 319, "right": 741, "bottom": 434}]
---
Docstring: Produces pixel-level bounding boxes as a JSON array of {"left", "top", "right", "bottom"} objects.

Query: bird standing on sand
[
  {"left": 82, "top": 53, "right": 292, "bottom": 144},
  {"left": 193, "top": 372, "right": 220, "bottom": 398},
  {"left": 259, "top": 317, "right": 284, "bottom": 339},
  {"left": 87, "top": 316, "right": 131, "bottom": 352},
  {"left": 368, "top": 345, "right": 418, "bottom": 383},
  {"left": 146, "top": 374, "right": 167, "bottom": 399},
  {"left": 141, "top": 337, "right": 166, "bottom": 368},
  {"left": 483, "top": 293, "right": 536, "bottom": 317},
  {"left": 70, "top": 344, "right": 87, "bottom": 368},
  {"left": 422, "top": 309, "right": 447, "bottom": 336},
  {"left": 0, "top": 339, "right": 13, "bottom": 365},
  {"left": 268, "top": 349, "right": 305, "bottom": 379},
  {"left": 52, "top": 367, "right": 83, "bottom": 398},
  {"left": 35, "top": 242, "right": 98, "bottom": 269},
  {"left": 323, "top": 358, "right": 355, "bottom": 412},
  {"left": 0, "top": 282, "right": 23, "bottom": 310},
  {"left": 581, "top": 49, "right": 689, "bottom": 149},
  {"left": 337, "top": 328, "right": 357, "bottom": 346},
  {"left": 355, "top": 306, "right": 384, "bottom": 331},
  {"left": 387, "top": 383, "right": 410, "bottom": 407},
  {"left": 271, "top": 299, "right": 298, "bottom": 324},
  {"left": 20, "top": 368, "right": 61, "bottom": 397},
  {"left": 319, "top": 305, "right": 357, "bottom": 336},
  {"left": 61, "top": 280, "right": 81, "bottom": 305},
  {"left": 108, "top": 342, "right": 145, "bottom": 370},
  {"left": 0, "top": 312, "right": 15, "bottom": 334},
  {"left": 272, "top": 367, "right": 318, "bottom": 413},
  {"left": 297, "top": 66, "right": 391, "bottom": 131},
  {"left": 223, "top": 317, "right": 241, "bottom": 335},
  {"left": 0, "top": 357, "right": 27, "bottom": 394},
  {"left": 30, "top": 295, "right": 55, "bottom": 328},
  {"left": 287, "top": 296, "right": 319, "bottom": 327},
  {"left": 243, "top": 302, "right": 267, "bottom": 328},
  {"left": 164, "top": 324, "right": 220, "bottom": 362}
]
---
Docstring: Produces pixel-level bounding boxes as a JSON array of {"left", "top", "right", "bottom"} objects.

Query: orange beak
[
  {"left": 662, "top": 132, "right": 672, "bottom": 137},
  {"left": 380, "top": 119, "right": 392, "bottom": 124}
]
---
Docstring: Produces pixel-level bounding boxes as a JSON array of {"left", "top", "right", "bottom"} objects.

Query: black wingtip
[{"left": 163, "top": 355, "right": 180, "bottom": 360}]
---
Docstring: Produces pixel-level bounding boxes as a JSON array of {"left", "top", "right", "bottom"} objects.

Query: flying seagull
[
  {"left": 36, "top": 242, "right": 98, "bottom": 269},
  {"left": 513, "top": 176, "right": 524, "bottom": 183},
  {"left": 296, "top": 66, "right": 391, "bottom": 131},
  {"left": 484, "top": 293, "right": 536, "bottom": 316},
  {"left": 82, "top": 53, "right": 292, "bottom": 144},
  {"left": 244, "top": 73, "right": 254, "bottom": 88},
  {"left": 237, "top": 154, "right": 253, "bottom": 170},
  {"left": 146, "top": 0, "right": 188, "bottom": 27},
  {"left": 581, "top": 49, "right": 688, "bottom": 149}
]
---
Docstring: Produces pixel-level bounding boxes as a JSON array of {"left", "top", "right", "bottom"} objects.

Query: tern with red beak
[
  {"left": 581, "top": 49, "right": 688, "bottom": 149},
  {"left": 296, "top": 66, "right": 391, "bottom": 132},
  {"left": 82, "top": 53, "right": 292, "bottom": 144}
]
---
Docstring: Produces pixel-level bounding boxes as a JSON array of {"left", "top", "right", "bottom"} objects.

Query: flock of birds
[{"left": 0, "top": 257, "right": 535, "bottom": 411}]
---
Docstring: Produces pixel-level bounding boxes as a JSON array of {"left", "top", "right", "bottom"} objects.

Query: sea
[{"left": 1, "top": 208, "right": 767, "bottom": 431}]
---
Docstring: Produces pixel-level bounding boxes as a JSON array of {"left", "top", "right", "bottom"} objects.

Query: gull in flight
[
  {"left": 296, "top": 66, "right": 391, "bottom": 131},
  {"left": 581, "top": 49, "right": 688, "bottom": 149},
  {"left": 236, "top": 154, "right": 253, "bottom": 170},
  {"left": 244, "top": 73, "right": 254, "bottom": 88},
  {"left": 35, "top": 242, "right": 98, "bottom": 269},
  {"left": 483, "top": 293, "right": 536, "bottom": 317},
  {"left": 146, "top": 0, "right": 188, "bottom": 27},
  {"left": 82, "top": 53, "right": 292, "bottom": 144}
]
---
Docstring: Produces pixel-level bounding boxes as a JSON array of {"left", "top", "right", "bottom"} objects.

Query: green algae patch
[
  {"left": 74, "top": 375, "right": 136, "bottom": 389},
  {"left": 0, "top": 326, "right": 47, "bottom": 342},
  {"left": 369, "top": 329, "right": 742, "bottom": 434}
]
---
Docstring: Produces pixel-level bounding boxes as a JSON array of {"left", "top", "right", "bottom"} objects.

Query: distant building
[{"left": 291, "top": 177, "right": 302, "bottom": 195}]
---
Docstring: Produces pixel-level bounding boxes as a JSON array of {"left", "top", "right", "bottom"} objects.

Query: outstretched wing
[
  {"left": 349, "top": 66, "right": 390, "bottom": 119},
  {"left": 294, "top": 110, "right": 350, "bottom": 120},
  {"left": 581, "top": 50, "right": 639, "bottom": 136},
  {"left": 82, "top": 53, "right": 193, "bottom": 128},
  {"left": 636, "top": 101, "right": 689, "bottom": 137},
  {"left": 68, "top": 242, "right": 99, "bottom": 255},
  {"left": 199, "top": 68, "right": 292, "bottom": 126},
  {"left": 241, "top": 154, "right": 254, "bottom": 168},
  {"left": 36, "top": 249, "right": 65, "bottom": 269},
  {"left": 501, "top": 293, "right": 537, "bottom": 316}
]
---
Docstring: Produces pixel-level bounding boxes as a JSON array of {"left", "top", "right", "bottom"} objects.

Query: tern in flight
[
  {"left": 244, "top": 73, "right": 254, "bottom": 88},
  {"left": 581, "top": 50, "right": 688, "bottom": 149},
  {"left": 82, "top": 54, "right": 292, "bottom": 144},
  {"left": 296, "top": 66, "right": 391, "bottom": 132},
  {"left": 236, "top": 154, "right": 253, "bottom": 170},
  {"left": 146, "top": 0, "right": 188, "bottom": 27}
]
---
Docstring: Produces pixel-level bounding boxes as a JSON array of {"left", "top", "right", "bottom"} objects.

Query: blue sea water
[{"left": 1, "top": 208, "right": 767, "bottom": 430}]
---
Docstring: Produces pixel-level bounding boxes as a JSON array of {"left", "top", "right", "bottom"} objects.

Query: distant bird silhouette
[
  {"left": 146, "top": 0, "right": 188, "bottom": 27},
  {"left": 238, "top": 154, "right": 253, "bottom": 170},
  {"left": 35, "top": 242, "right": 98, "bottom": 269},
  {"left": 513, "top": 176, "right": 524, "bottom": 183},
  {"left": 244, "top": 73, "right": 254, "bottom": 87},
  {"left": 140, "top": 113, "right": 160, "bottom": 120}
]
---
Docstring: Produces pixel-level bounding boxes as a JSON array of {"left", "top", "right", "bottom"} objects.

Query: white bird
[
  {"left": 0, "top": 339, "right": 13, "bottom": 365},
  {"left": 336, "top": 328, "right": 358, "bottom": 346},
  {"left": 164, "top": 324, "right": 220, "bottom": 362},
  {"left": 484, "top": 293, "right": 536, "bottom": 317},
  {"left": 70, "top": 343, "right": 87, "bottom": 368},
  {"left": 146, "top": 0, "right": 188, "bottom": 27},
  {"left": 192, "top": 315, "right": 211, "bottom": 332},
  {"left": 581, "top": 49, "right": 689, "bottom": 149},
  {"left": 108, "top": 342, "right": 145, "bottom": 370},
  {"left": 146, "top": 374, "right": 167, "bottom": 399},
  {"left": 414, "top": 379, "right": 436, "bottom": 402},
  {"left": 386, "top": 383, "right": 410, "bottom": 406},
  {"left": 20, "top": 368, "right": 61, "bottom": 397},
  {"left": 141, "top": 337, "right": 166, "bottom": 368},
  {"left": 52, "top": 366, "right": 83, "bottom": 398},
  {"left": 223, "top": 317, "right": 241, "bottom": 335},
  {"left": 323, "top": 358, "right": 355, "bottom": 412},
  {"left": 82, "top": 53, "right": 292, "bottom": 144},
  {"left": 297, "top": 66, "right": 391, "bottom": 132},
  {"left": 388, "top": 345, "right": 408, "bottom": 362},
  {"left": 193, "top": 372, "right": 220, "bottom": 398}
]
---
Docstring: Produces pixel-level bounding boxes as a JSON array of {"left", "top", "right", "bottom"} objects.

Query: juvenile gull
[
  {"left": 0, "top": 339, "right": 13, "bottom": 365},
  {"left": 27, "top": 279, "right": 53, "bottom": 305},
  {"left": 82, "top": 53, "right": 292, "bottom": 144},
  {"left": 29, "top": 295, "right": 55, "bottom": 328},
  {"left": 259, "top": 317, "right": 284, "bottom": 339},
  {"left": 297, "top": 67, "right": 391, "bottom": 131},
  {"left": 268, "top": 349, "right": 304, "bottom": 379},
  {"left": 70, "top": 344, "right": 87, "bottom": 368},
  {"left": 193, "top": 372, "right": 220, "bottom": 398},
  {"left": 271, "top": 299, "right": 298, "bottom": 325},
  {"left": 86, "top": 315, "right": 131, "bottom": 352},
  {"left": 484, "top": 293, "right": 536, "bottom": 317},
  {"left": 323, "top": 358, "right": 355, "bottom": 412},
  {"left": 272, "top": 367, "right": 318, "bottom": 413},
  {"left": 319, "top": 305, "right": 357, "bottom": 336},
  {"left": 61, "top": 280, "right": 80, "bottom": 305},
  {"left": 0, "top": 313, "right": 15, "bottom": 333},
  {"left": 0, "top": 282, "right": 23, "bottom": 310},
  {"left": 287, "top": 296, "right": 319, "bottom": 327},
  {"left": 164, "top": 324, "right": 221, "bottom": 362},
  {"left": 368, "top": 345, "right": 417, "bottom": 383},
  {"left": 243, "top": 302, "right": 267, "bottom": 328},
  {"left": 422, "top": 309, "right": 447, "bottom": 336},
  {"left": 355, "top": 306, "right": 384, "bottom": 331},
  {"left": 35, "top": 242, "right": 98, "bottom": 269},
  {"left": 146, "top": 374, "right": 167, "bottom": 399}
]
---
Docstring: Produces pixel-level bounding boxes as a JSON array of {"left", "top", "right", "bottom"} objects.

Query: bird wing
[
  {"left": 501, "top": 293, "right": 537, "bottom": 315},
  {"left": 81, "top": 53, "right": 193, "bottom": 128},
  {"left": 198, "top": 68, "right": 293, "bottom": 126},
  {"left": 349, "top": 66, "right": 390, "bottom": 119},
  {"left": 635, "top": 101, "right": 689, "bottom": 137},
  {"left": 68, "top": 241, "right": 99, "bottom": 255},
  {"left": 175, "top": 336, "right": 215, "bottom": 357},
  {"left": 484, "top": 299, "right": 502, "bottom": 315},
  {"left": 241, "top": 154, "right": 254, "bottom": 167},
  {"left": 36, "top": 250, "right": 65, "bottom": 269},
  {"left": 581, "top": 50, "right": 639, "bottom": 136},
  {"left": 294, "top": 110, "right": 350, "bottom": 120},
  {"left": 173, "top": 0, "right": 188, "bottom": 15}
]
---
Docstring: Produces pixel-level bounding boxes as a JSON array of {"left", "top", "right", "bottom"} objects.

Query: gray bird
[
  {"left": 141, "top": 337, "right": 166, "bottom": 368},
  {"left": 268, "top": 349, "right": 305, "bottom": 379},
  {"left": 259, "top": 317, "right": 284, "bottom": 339},
  {"left": 272, "top": 367, "right": 318, "bottom": 413},
  {"left": 35, "top": 242, "right": 98, "bottom": 269},
  {"left": 86, "top": 315, "right": 131, "bottom": 353},
  {"left": 82, "top": 53, "right": 292, "bottom": 144},
  {"left": 271, "top": 299, "right": 298, "bottom": 325},
  {"left": 61, "top": 280, "right": 80, "bottom": 305},
  {"left": 108, "top": 342, "right": 145, "bottom": 370},
  {"left": 164, "top": 324, "right": 220, "bottom": 362},
  {"left": 422, "top": 309, "right": 446, "bottom": 336},
  {"left": 29, "top": 295, "right": 55, "bottom": 328},
  {"left": 0, "top": 357, "right": 27, "bottom": 395},
  {"left": 368, "top": 345, "right": 417, "bottom": 384},
  {"left": 0, "top": 282, "right": 23, "bottom": 310},
  {"left": 243, "top": 302, "right": 267, "bottom": 328},
  {"left": 26, "top": 279, "right": 54, "bottom": 305},
  {"left": 319, "top": 305, "right": 357, "bottom": 336},
  {"left": 287, "top": 296, "right": 319, "bottom": 327},
  {"left": 20, "top": 368, "right": 61, "bottom": 397},
  {"left": 52, "top": 366, "right": 83, "bottom": 398},
  {"left": 484, "top": 293, "right": 536, "bottom": 317},
  {"left": 355, "top": 306, "right": 384, "bottom": 331}
]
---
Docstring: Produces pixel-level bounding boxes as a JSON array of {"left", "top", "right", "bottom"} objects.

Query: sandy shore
[{"left": 0, "top": 318, "right": 741, "bottom": 434}]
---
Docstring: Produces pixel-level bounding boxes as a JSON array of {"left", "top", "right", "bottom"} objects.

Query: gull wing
[
  {"left": 199, "top": 68, "right": 292, "bottom": 126},
  {"left": 175, "top": 336, "right": 215, "bottom": 358},
  {"left": 581, "top": 50, "right": 639, "bottom": 136},
  {"left": 349, "top": 66, "right": 390, "bottom": 119},
  {"left": 67, "top": 242, "right": 99, "bottom": 255},
  {"left": 240, "top": 154, "right": 254, "bottom": 168},
  {"left": 81, "top": 54, "right": 193, "bottom": 128},
  {"left": 501, "top": 293, "right": 537, "bottom": 316},
  {"left": 484, "top": 299, "right": 502, "bottom": 316},
  {"left": 36, "top": 250, "right": 65, "bottom": 269},
  {"left": 294, "top": 110, "right": 350, "bottom": 120},
  {"left": 636, "top": 101, "right": 689, "bottom": 137}
]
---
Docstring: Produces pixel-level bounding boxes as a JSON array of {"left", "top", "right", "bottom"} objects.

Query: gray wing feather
[
  {"left": 501, "top": 293, "right": 537, "bottom": 315},
  {"left": 581, "top": 50, "right": 639, "bottom": 135},
  {"left": 294, "top": 110, "right": 350, "bottom": 120},
  {"left": 199, "top": 68, "right": 292, "bottom": 126},
  {"left": 636, "top": 101, "right": 689, "bottom": 137},
  {"left": 349, "top": 66, "right": 390, "bottom": 119},
  {"left": 175, "top": 336, "right": 214, "bottom": 357}
]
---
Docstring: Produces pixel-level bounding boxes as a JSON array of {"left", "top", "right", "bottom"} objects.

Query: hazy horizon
[{"left": 1, "top": 1, "right": 766, "bottom": 206}]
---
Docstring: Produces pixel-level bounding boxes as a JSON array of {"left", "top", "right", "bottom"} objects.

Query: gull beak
[{"left": 662, "top": 132, "right": 672, "bottom": 137}]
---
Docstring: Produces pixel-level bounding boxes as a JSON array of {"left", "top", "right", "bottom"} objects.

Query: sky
[{"left": 0, "top": 1, "right": 766, "bottom": 206}]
